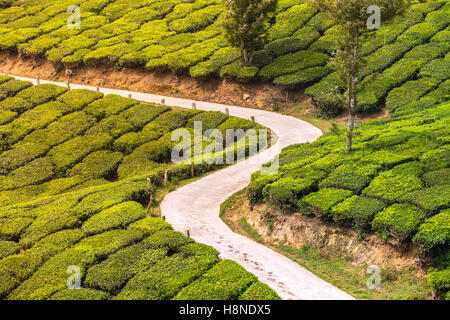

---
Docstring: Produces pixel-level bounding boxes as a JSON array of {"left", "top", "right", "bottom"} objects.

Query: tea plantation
[
  {"left": 0, "top": 76, "right": 279, "bottom": 300},
  {"left": 248, "top": 97, "right": 450, "bottom": 298},
  {"left": 0, "top": 1, "right": 448, "bottom": 115}
]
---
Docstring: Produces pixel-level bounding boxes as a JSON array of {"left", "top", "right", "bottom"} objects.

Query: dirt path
[{"left": 2, "top": 74, "right": 354, "bottom": 300}]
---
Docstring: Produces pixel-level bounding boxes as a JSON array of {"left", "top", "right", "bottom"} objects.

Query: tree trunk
[
  {"left": 241, "top": 37, "right": 249, "bottom": 64},
  {"left": 345, "top": 31, "right": 359, "bottom": 154}
]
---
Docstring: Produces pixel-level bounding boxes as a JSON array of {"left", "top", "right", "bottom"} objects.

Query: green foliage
[
  {"left": 81, "top": 202, "right": 146, "bottom": 236},
  {"left": 15, "top": 84, "right": 68, "bottom": 107},
  {"left": 400, "top": 185, "right": 450, "bottom": 215},
  {"left": 115, "top": 246, "right": 217, "bottom": 300},
  {"left": 0, "top": 217, "right": 33, "bottom": 241},
  {"left": 264, "top": 177, "right": 317, "bottom": 212},
  {"left": 84, "top": 241, "right": 159, "bottom": 293},
  {"left": 219, "top": 61, "right": 259, "bottom": 82},
  {"left": 267, "top": 4, "right": 316, "bottom": 41},
  {"left": 2, "top": 157, "right": 54, "bottom": 190},
  {"left": 57, "top": 89, "right": 104, "bottom": 113},
  {"left": 48, "top": 133, "right": 113, "bottom": 174},
  {"left": 187, "top": 111, "right": 229, "bottom": 131},
  {"left": 128, "top": 217, "right": 172, "bottom": 236},
  {"left": 332, "top": 195, "right": 386, "bottom": 231},
  {"left": 8, "top": 229, "right": 144, "bottom": 300},
  {"left": 174, "top": 259, "right": 257, "bottom": 300},
  {"left": 239, "top": 282, "right": 281, "bottom": 300},
  {"left": 259, "top": 50, "right": 328, "bottom": 80},
  {"left": 319, "top": 163, "right": 380, "bottom": 193},
  {"left": 50, "top": 288, "right": 110, "bottom": 300},
  {"left": 372, "top": 204, "right": 426, "bottom": 241},
  {"left": 0, "top": 241, "right": 19, "bottom": 259},
  {"left": 298, "top": 188, "right": 353, "bottom": 218},
  {"left": 85, "top": 94, "right": 138, "bottom": 120},
  {"left": 427, "top": 269, "right": 450, "bottom": 292},
  {"left": 362, "top": 169, "right": 423, "bottom": 203},
  {"left": 413, "top": 209, "right": 450, "bottom": 250},
  {"left": 222, "top": 0, "right": 277, "bottom": 63},
  {"left": 68, "top": 150, "right": 123, "bottom": 180},
  {"left": 121, "top": 104, "right": 170, "bottom": 129},
  {"left": 247, "top": 172, "right": 282, "bottom": 203},
  {"left": 386, "top": 77, "right": 441, "bottom": 111},
  {"left": 422, "top": 168, "right": 450, "bottom": 187}
]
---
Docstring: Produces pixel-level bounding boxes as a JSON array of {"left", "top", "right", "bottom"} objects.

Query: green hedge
[
  {"left": 15, "top": 84, "right": 67, "bottom": 107},
  {"left": 422, "top": 168, "right": 450, "bottom": 187},
  {"left": 1, "top": 157, "right": 55, "bottom": 190},
  {"left": 362, "top": 169, "right": 423, "bottom": 203},
  {"left": 0, "top": 240, "right": 19, "bottom": 259},
  {"left": 0, "top": 79, "right": 32, "bottom": 97},
  {"left": 48, "top": 133, "right": 113, "bottom": 174},
  {"left": 113, "top": 122, "right": 169, "bottom": 154},
  {"left": 400, "top": 184, "right": 450, "bottom": 215},
  {"left": 0, "top": 217, "right": 33, "bottom": 241},
  {"left": 413, "top": 209, "right": 450, "bottom": 250},
  {"left": 264, "top": 177, "right": 317, "bottom": 212},
  {"left": 153, "top": 109, "right": 198, "bottom": 131},
  {"left": 372, "top": 203, "right": 426, "bottom": 241},
  {"left": 173, "top": 259, "right": 257, "bottom": 300},
  {"left": 247, "top": 172, "right": 283, "bottom": 203},
  {"left": 85, "top": 115, "right": 134, "bottom": 139},
  {"left": 420, "top": 146, "right": 450, "bottom": 171},
  {"left": 84, "top": 241, "right": 157, "bottom": 293},
  {"left": 386, "top": 77, "right": 441, "bottom": 111},
  {"left": 219, "top": 61, "right": 259, "bottom": 82},
  {"left": 115, "top": 249, "right": 217, "bottom": 300},
  {"left": 187, "top": 111, "right": 228, "bottom": 132},
  {"left": 121, "top": 104, "right": 170, "bottom": 129},
  {"left": 8, "top": 229, "right": 144, "bottom": 300},
  {"left": 50, "top": 288, "right": 110, "bottom": 300},
  {"left": 81, "top": 202, "right": 146, "bottom": 236},
  {"left": 0, "top": 101, "right": 67, "bottom": 147},
  {"left": 298, "top": 188, "right": 353, "bottom": 218},
  {"left": 0, "top": 97, "right": 33, "bottom": 113},
  {"left": 0, "top": 229, "right": 84, "bottom": 298},
  {"left": 267, "top": 4, "right": 316, "bottom": 41},
  {"left": 427, "top": 269, "right": 450, "bottom": 293},
  {"left": 56, "top": 89, "right": 103, "bottom": 113},
  {"left": 128, "top": 217, "right": 172, "bottom": 236},
  {"left": 239, "top": 282, "right": 281, "bottom": 300},
  {"left": 259, "top": 50, "right": 328, "bottom": 80},
  {"left": 331, "top": 195, "right": 385, "bottom": 231},
  {"left": 68, "top": 150, "right": 123, "bottom": 180},
  {"left": 85, "top": 94, "right": 138, "bottom": 120},
  {"left": 319, "top": 163, "right": 380, "bottom": 193},
  {"left": 190, "top": 47, "right": 241, "bottom": 78}
]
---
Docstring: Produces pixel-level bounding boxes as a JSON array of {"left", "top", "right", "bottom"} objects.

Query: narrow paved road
[{"left": 3, "top": 74, "right": 354, "bottom": 300}]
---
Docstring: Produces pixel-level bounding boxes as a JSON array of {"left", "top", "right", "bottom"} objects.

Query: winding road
[{"left": 2, "top": 74, "right": 354, "bottom": 300}]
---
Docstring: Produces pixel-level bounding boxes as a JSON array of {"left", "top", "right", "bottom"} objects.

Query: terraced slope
[
  {"left": 0, "top": 75, "right": 279, "bottom": 300},
  {"left": 0, "top": 1, "right": 448, "bottom": 114},
  {"left": 248, "top": 99, "right": 450, "bottom": 298}
]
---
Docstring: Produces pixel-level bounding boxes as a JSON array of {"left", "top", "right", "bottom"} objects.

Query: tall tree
[
  {"left": 223, "top": 0, "right": 278, "bottom": 64},
  {"left": 309, "top": 0, "right": 409, "bottom": 153}
]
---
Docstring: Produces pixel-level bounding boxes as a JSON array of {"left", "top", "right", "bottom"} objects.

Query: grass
[
  {"left": 238, "top": 218, "right": 262, "bottom": 243},
  {"left": 278, "top": 244, "right": 431, "bottom": 300},
  {"left": 220, "top": 189, "right": 433, "bottom": 300}
]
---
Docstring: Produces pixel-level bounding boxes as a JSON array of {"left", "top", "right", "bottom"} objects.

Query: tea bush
[
  {"left": 372, "top": 203, "right": 426, "bottom": 241},
  {"left": 298, "top": 188, "right": 353, "bottom": 218},
  {"left": 413, "top": 209, "right": 450, "bottom": 250}
]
